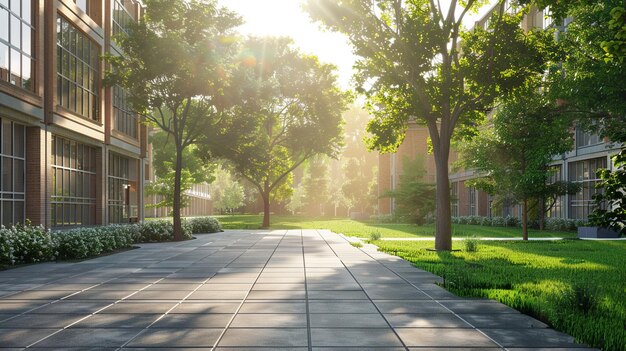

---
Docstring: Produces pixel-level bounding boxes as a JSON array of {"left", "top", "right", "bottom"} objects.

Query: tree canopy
[
  {"left": 200, "top": 37, "right": 350, "bottom": 227},
  {"left": 306, "top": 0, "right": 557, "bottom": 249},
  {"left": 106, "top": 0, "right": 242, "bottom": 240}
]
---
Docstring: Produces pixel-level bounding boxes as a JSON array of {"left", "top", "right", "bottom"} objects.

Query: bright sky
[
  {"left": 217, "top": 0, "right": 495, "bottom": 91},
  {"left": 218, "top": 0, "right": 356, "bottom": 89}
]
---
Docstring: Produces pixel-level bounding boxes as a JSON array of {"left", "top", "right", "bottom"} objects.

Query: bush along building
[
  {"left": 0, "top": 0, "right": 147, "bottom": 228},
  {"left": 379, "top": 4, "right": 623, "bottom": 225}
]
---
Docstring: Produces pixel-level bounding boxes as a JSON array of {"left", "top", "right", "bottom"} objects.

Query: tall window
[
  {"left": 0, "top": 0, "right": 34, "bottom": 91},
  {"left": 468, "top": 187, "right": 476, "bottom": 216},
  {"left": 112, "top": 0, "right": 135, "bottom": 40},
  {"left": 568, "top": 157, "right": 607, "bottom": 219},
  {"left": 450, "top": 181, "right": 458, "bottom": 217},
  {"left": 51, "top": 136, "right": 97, "bottom": 226},
  {"left": 56, "top": 16, "right": 100, "bottom": 121},
  {"left": 576, "top": 128, "right": 601, "bottom": 148},
  {"left": 0, "top": 118, "right": 25, "bottom": 227},
  {"left": 113, "top": 85, "right": 138, "bottom": 138},
  {"left": 108, "top": 153, "right": 129, "bottom": 223}
]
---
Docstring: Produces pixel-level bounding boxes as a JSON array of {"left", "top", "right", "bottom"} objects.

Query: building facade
[{"left": 0, "top": 0, "right": 146, "bottom": 228}]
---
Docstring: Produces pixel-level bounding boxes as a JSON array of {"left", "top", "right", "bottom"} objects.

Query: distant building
[{"left": 0, "top": 0, "right": 147, "bottom": 228}]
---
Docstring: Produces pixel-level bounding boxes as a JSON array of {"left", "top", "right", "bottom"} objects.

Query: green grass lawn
[
  {"left": 373, "top": 239, "right": 626, "bottom": 351},
  {"left": 215, "top": 214, "right": 576, "bottom": 238}
]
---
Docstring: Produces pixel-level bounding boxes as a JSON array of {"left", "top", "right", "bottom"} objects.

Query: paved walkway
[{"left": 0, "top": 229, "right": 596, "bottom": 350}]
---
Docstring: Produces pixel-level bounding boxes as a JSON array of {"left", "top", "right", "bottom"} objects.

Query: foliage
[
  {"left": 382, "top": 155, "right": 436, "bottom": 225},
  {"left": 460, "top": 85, "right": 573, "bottom": 239},
  {"left": 463, "top": 236, "right": 480, "bottom": 252},
  {"left": 185, "top": 217, "right": 223, "bottom": 234},
  {"left": 375, "top": 239, "right": 626, "bottom": 350},
  {"left": 368, "top": 231, "right": 382, "bottom": 241},
  {"left": 349, "top": 241, "right": 363, "bottom": 248},
  {"left": 302, "top": 156, "right": 331, "bottom": 216},
  {"left": 201, "top": 37, "right": 350, "bottom": 228},
  {"left": 105, "top": 0, "right": 241, "bottom": 240},
  {"left": 541, "top": 0, "right": 626, "bottom": 144},
  {"left": 0, "top": 224, "right": 55, "bottom": 265},
  {"left": 215, "top": 215, "right": 575, "bottom": 239},
  {"left": 211, "top": 165, "right": 246, "bottom": 214},
  {"left": 590, "top": 150, "right": 626, "bottom": 236},
  {"left": 0, "top": 217, "right": 223, "bottom": 267},
  {"left": 137, "top": 220, "right": 192, "bottom": 243},
  {"left": 146, "top": 131, "right": 215, "bottom": 211},
  {"left": 306, "top": 0, "right": 557, "bottom": 250}
]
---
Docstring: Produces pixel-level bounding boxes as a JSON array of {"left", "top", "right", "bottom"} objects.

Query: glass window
[
  {"left": 112, "top": 0, "right": 135, "bottom": 40},
  {"left": 51, "top": 135, "right": 97, "bottom": 227},
  {"left": 108, "top": 152, "right": 137, "bottom": 223},
  {"left": 568, "top": 157, "right": 607, "bottom": 220},
  {"left": 56, "top": 16, "right": 100, "bottom": 121},
  {"left": 0, "top": 1, "right": 34, "bottom": 91},
  {"left": 0, "top": 118, "right": 26, "bottom": 227},
  {"left": 113, "top": 85, "right": 138, "bottom": 138}
]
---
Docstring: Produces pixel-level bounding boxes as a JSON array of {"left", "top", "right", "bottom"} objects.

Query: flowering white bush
[
  {"left": 0, "top": 217, "right": 222, "bottom": 267},
  {"left": 0, "top": 224, "right": 55, "bottom": 265}
]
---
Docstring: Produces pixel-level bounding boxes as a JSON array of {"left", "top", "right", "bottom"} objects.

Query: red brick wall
[{"left": 25, "top": 127, "right": 49, "bottom": 226}]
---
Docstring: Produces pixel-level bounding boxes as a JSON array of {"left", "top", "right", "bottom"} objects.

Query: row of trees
[
  {"left": 107, "top": 0, "right": 350, "bottom": 240},
  {"left": 306, "top": 0, "right": 625, "bottom": 248}
]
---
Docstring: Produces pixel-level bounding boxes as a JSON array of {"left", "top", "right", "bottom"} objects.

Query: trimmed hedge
[
  {"left": 0, "top": 216, "right": 222, "bottom": 266},
  {"left": 452, "top": 216, "right": 586, "bottom": 231},
  {"left": 186, "top": 217, "right": 223, "bottom": 234}
]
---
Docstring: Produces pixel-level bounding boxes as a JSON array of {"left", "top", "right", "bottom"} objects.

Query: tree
[
  {"left": 302, "top": 157, "right": 331, "bottom": 216},
  {"left": 146, "top": 130, "right": 214, "bottom": 212},
  {"left": 534, "top": 0, "right": 626, "bottom": 143},
  {"left": 202, "top": 37, "right": 350, "bottom": 228},
  {"left": 306, "top": 0, "right": 557, "bottom": 250},
  {"left": 210, "top": 165, "right": 245, "bottom": 214},
  {"left": 106, "top": 0, "right": 241, "bottom": 240},
  {"left": 460, "top": 87, "right": 574, "bottom": 240},
  {"left": 342, "top": 158, "right": 372, "bottom": 214}
]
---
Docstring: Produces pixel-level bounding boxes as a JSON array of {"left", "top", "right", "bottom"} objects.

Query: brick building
[{"left": 0, "top": 0, "right": 147, "bottom": 228}]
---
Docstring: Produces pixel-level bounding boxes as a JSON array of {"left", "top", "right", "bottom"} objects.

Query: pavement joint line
[
  {"left": 301, "top": 229, "right": 313, "bottom": 351},
  {"left": 0, "top": 274, "right": 130, "bottom": 325},
  {"left": 117, "top": 233, "right": 257, "bottom": 350},
  {"left": 314, "top": 229, "right": 411, "bottom": 351},
  {"left": 340, "top": 233, "right": 508, "bottom": 351},
  {"left": 24, "top": 277, "right": 166, "bottom": 349},
  {"left": 211, "top": 230, "right": 290, "bottom": 351}
]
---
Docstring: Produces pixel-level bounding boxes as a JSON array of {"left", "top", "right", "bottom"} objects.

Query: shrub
[
  {"left": 505, "top": 216, "right": 520, "bottom": 227},
  {"left": 480, "top": 216, "right": 493, "bottom": 226},
  {"left": 10, "top": 224, "right": 56, "bottom": 264},
  {"left": 350, "top": 241, "right": 363, "bottom": 248},
  {"left": 137, "top": 220, "right": 192, "bottom": 242},
  {"left": 53, "top": 225, "right": 137, "bottom": 260},
  {"left": 463, "top": 236, "right": 480, "bottom": 252},
  {"left": 185, "top": 217, "right": 222, "bottom": 234},
  {"left": 369, "top": 231, "right": 382, "bottom": 241},
  {"left": 468, "top": 216, "right": 481, "bottom": 225},
  {"left": 491, "top": 216, "right": 507, "bottom": 227}
]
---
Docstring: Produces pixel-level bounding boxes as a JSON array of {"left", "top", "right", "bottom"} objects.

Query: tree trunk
[
  {"left": 538, "top": 197, "right": 545, "bottom": 231},
  {"left": 522, "top": 199, "right": 529, "bottom": 241},
  {"left": 172, "top": 146, "right": 184, "bottom": 241},
  {"left": 261, "top": 192, "right": 271, "bottom": 228},
  {"left": 434, "top": 156, "right": 452, "bottom": 250}
]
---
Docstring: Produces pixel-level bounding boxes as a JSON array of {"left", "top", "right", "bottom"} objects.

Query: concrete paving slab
[
  {"left": 310, "top": 313, "right": 389, "bottom": 328},
  {"left": 218, "top": 328, "right": 308, "bottom": 347},
  {"left": 310, "top": 328, "right": 404, "bottom": 347},
  {"left": 230, "top": 313, "right": 307, "bottom": 327},
  {"left": 385, "top": 313, "right": 471, "bottom": 328},
  {"left": 33, "top": 328, "right": 141, "bottom": 347},
  {"left": 395, "top": 327, "right": 500, "bottom": 347},
  {"left": 0, "top": 229, "right": 597, "bottom": 350},
  {"left": 126, "top": 328, "right": 222, "bottom": 347}
]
